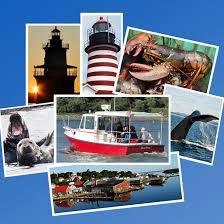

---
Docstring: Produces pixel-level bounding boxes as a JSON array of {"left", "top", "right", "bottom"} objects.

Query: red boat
[{"left": 64, "top": 105, "right": 165, "bottom": 156}]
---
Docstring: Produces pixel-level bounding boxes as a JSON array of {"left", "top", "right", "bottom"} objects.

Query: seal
[
  {"left": 4, "top": 112, "right": 29, "bottom": 164},
  {"left": 17, "top": 131, "right": 54, "bottom": 167},
  {"left": 171, "top": 110, "right": 219, "bottom": 140}
]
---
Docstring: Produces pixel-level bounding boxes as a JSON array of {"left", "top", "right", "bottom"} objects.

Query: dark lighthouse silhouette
[{"left": 33, "top": 27, "right": 77, "bottom": 103}]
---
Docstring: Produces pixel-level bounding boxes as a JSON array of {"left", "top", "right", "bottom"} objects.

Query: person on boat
[
  {"left": 121, "top": 126, "right": 131, "bottom": 143},
  {"left": 114, "top": 121, "right": 123, "bottom": 139},
  {"left": 139, "top": 127, "right": 154, "bottom": 143},
  {"left": 106, "top": 120, "right": 123, "bottom": 136},
  {"left": 130, "top": 126, "right": 138, "bottom": 140},
  {"left": 112, "top": 120, "right": 123, "bottom": 132}
]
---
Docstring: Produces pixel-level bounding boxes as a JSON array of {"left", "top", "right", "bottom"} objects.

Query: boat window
[
  {"left": 80, "top": 117, "right": 85, "bottom": 129},
  {"left": 85, "top": 116, "right": 95, "bottom": 130},
  {"left": 98, "top": 116, "right": 111, "bottom": 130}
]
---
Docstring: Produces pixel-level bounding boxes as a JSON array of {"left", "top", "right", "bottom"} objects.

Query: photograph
[
  {"left": 55, "top": 95, "right": 170, "bottom": 163},
  {"left": 48, "top": 152, "right": 183, "bottom": 215},
  {"left": 164, "top": 84, "right": 223, "bottom": 165},
  {"left": 81, "top": 13, "right": 123, "bottom": 95},
  {"left": 0, "top": 104, "right": 54, "bottom": 177},
  {"left": 26, "top": 24, "right": 80, "bottom": 104},
  {"left": 115, "top": 27, "right": 219, "bottom": 95}
]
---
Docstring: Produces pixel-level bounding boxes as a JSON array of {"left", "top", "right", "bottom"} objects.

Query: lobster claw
[
  {"left": 129, "top": 62, "right": 171, "bottom": 82},
  {"left": 125, "top": 32, "right": 153, "bottom": 57},
  {"left": 126, "top": 45, "right": 143, "bottom": 57}
]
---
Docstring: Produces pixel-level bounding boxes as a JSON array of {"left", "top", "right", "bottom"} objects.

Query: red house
[
  {"left": 74, "top": 181, "right": 85, "bottom": 187},
  {"left": 91, "top": 178, "right": 130, "bottom": 194},
  {"left": 53, "top": 186, "right": 72, "bottom": 196}
]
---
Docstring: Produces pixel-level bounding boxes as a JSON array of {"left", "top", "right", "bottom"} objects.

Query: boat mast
[
  {"left": 160, "top": 116, "right": 163, "bottom": 144},
  {"left": 129, "top": 114, "right": 131, "bottom": 143}
]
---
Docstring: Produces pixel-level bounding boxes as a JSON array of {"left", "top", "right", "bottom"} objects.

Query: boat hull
[{"left": 65, "top": 135, "right": 164, "bottom": 156}]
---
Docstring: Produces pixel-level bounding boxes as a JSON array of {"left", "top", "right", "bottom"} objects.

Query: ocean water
[
  {"left": 54, "top": 176, "right": 182, "bottom": 213},
  {"left": 56, "top": 119, "right": 169, "bottom": 163},
  {"left": 171, "top": 112, "right": 218, "bottom": 163}
]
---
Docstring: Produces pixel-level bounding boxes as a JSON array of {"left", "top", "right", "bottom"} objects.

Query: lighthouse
[
  {"left": 84, "top": 17, "right": 120, "bottom": 94},
  {"left": 33, "top": 27, "right": 77, "bottom": 103}
]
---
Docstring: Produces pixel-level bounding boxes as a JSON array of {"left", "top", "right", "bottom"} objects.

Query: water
[
  {"left": 54, "top": 176, "right": 182, "bottom": 214},
  {"left": 57, "top": 119, "right": 169, "bottom": 163},
  {"left": 171, "top": 112, "right": 218, "bottom": 163}
]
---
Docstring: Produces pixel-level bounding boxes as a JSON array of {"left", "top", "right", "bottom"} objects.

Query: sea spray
[{"left": 199, "top": 122, "right": 215, "bottom": 147}]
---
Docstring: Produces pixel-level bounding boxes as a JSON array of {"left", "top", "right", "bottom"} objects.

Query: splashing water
[{"left": 199, "top": 122, "right": 214, "bottom": 148}]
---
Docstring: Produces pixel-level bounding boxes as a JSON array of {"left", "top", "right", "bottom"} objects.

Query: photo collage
[{"left": 0, "top": 13, "right": 223, "bottom": 215}]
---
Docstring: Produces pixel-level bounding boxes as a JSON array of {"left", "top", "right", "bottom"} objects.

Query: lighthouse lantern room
[{"left": 84, "top": 17, "right": 120, "bottom": 94}]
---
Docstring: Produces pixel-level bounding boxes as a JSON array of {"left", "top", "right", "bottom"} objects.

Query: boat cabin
[{"left": 73, "top": 111, "right": 164, "bottom": 144}]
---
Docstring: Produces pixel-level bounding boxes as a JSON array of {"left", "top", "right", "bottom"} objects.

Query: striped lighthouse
[{"left": 84, "top": 17, "right": 120, "bottom": 94}]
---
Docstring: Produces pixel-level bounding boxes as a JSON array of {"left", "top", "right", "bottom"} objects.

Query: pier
[{"left": 53, "top": 192, "right": 111, "bottom": 201}]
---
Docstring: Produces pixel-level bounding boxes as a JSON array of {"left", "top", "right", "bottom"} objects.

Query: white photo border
[
  {"left": 113, "top": 26, "right": 219, "bottom": 95},
  {"left": 164, "top": 84, "right": 224, "bottom": 166},
  {"left": 47, "top": 151, "right": 184, "bottom": 216},
  {"left": 25, "top": 23, "right": 81, "bottom": 105},
  {"left": 0, "top": 102, "right": 55, "bottom": 177},
  {"left": 54, "top": 94, "right": 171, "bottom": 165}
]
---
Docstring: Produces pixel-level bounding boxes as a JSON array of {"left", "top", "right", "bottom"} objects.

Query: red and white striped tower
[{"left": 85, "top": 17, "right": 120, "bottom": 94}]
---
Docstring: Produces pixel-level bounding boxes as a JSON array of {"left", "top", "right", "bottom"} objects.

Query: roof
[
  {"left": 90, "top": 111, "right": 163, "bottom": 118},
  {"left": 82, "top": 83, "right": 97, "bottom": 91},
  {"left": 74, "top": 181, "right": 85, "bottom": 187},
  {"left": 83, "top": 180, "right": 96, "bottom": 187},
  {"left": 92, "top": 16, "right": 111, "bottom": 27},
  {"left": 96, "top": 178, "right": 124, "bottom": 187},
  {"left": 54, "top": 186, "right": 69, "bottom": 192},
  {"left": 127, "top": 177, "right": 141, "bottom": 181},
  {"left": 52, "top": 26, "right": 60, "bottom": 33}
]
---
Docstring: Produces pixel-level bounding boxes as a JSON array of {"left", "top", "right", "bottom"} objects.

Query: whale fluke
[
  {"left": 171, "top": 110, "right": 218, "bottom": 140},
  {"left": 191, "top": 115, "right": 218, "bottom": 123}
]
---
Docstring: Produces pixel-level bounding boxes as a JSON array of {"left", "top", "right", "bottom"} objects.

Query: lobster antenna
[{"left": 144, "top": 52, "right": 193, "bottom": 79}]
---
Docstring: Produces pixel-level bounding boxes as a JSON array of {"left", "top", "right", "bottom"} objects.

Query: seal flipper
[
  {"left": 36, "top": 131, "right": 54, "bottom": 147},
  {"left": 39, "top": 131, "right": 54, "bottom": 163},
  {"left": 43, "top": 131, "right": 54, "bottom": 146},
  {"left": 171, "top": 111, "right": 218, "bottom": 141},
  {"left": 36, "top": 136, "right": 47, "bottom": 147}
]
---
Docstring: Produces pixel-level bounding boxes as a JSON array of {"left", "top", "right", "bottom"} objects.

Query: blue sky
[{"left": 50, "top": 153, "right": 179, "bottom": 174}]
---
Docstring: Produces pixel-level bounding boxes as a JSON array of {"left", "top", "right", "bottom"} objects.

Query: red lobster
[{"left": 124, "top": 32, "right": 212, "bottom": 89}]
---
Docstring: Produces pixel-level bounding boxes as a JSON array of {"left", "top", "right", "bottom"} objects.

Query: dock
[{"left": 53, "top": 192, "right": 111, "bottom": 201}]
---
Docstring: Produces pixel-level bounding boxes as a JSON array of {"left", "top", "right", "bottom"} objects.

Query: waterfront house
[
  {"left": 148, "top": 176, "right": 166, "bottom": 185},
  {"left": 74, "top": 181, "right": 85, "bottom": 187},
  {"left": 68, "top": 181, "right": 75, "bottom": 186},
  {"left": 83, "top": 180, "right": 96, "bottom": 191},
  {"left": 127, "top": 177, "right": 143, "bottom": 186},
  {"left": 72, "top": 187, "right": 83, "bottom": 193},
  {"left": 53, "top": 186, "right": 72, "bottom": 197},
  {"left": 58, "top": 177, "right": 65, "bottom": 183},
  {"left": 91, "top": 178, "right": 130, "bottom": 194}
]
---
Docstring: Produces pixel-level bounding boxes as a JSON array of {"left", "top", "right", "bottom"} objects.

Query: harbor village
[{"left": 50, "top": 168, "right": 179, "bottom": 205}]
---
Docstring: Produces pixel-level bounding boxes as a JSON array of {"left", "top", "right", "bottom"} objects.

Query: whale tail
[
  {"left": 171, "top": 110, "right": 218, "bottom": 140},
  {"left": 191, "top": 115, "right": 218, "bottom": 123}
]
